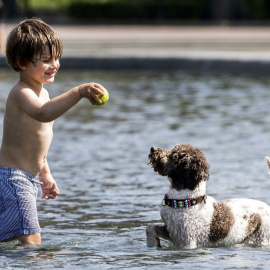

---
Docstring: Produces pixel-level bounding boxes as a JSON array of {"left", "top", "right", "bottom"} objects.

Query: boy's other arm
[
  {"left": 18, "top": 83, "right": 105, "bottom": 122},
  {"left": 39, "top": 157, "right": 60, "bottom": 200}
]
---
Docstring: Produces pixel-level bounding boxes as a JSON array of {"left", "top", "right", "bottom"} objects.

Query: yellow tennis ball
[{"left": 95, "top": 88, "right": 109, "bottom": 106}]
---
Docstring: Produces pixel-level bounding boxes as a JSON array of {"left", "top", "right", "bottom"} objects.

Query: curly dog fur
[{"left": 146, "top": 144, "right": 270, "bottom": 249}]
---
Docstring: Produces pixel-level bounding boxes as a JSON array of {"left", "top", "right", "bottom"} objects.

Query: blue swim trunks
[{"left": 0, "top": 167, "right": 41, "bottom": 241}]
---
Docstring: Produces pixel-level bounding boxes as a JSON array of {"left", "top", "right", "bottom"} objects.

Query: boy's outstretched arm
[
  {"left": 39, "top": 157, "right": 60, "bottom": 200},
  {"left": 18, "top": 82, "right": 105, "bottom": 123}
]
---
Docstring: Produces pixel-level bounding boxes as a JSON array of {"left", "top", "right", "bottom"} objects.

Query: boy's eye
[{"left": 42, "top": 57, "right": 59, "bottom": 63}]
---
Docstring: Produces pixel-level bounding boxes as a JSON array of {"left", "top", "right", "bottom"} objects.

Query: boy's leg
[
  {"left": 16, "top": 233, "right": 41, "bottom": 246},
  {"left": 3, "top": 232, "right": 41, "bottom": 246}
]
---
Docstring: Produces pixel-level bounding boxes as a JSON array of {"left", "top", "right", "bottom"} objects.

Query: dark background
[{"left": 2, "top": 0, "right": 270, "bottom": 25}]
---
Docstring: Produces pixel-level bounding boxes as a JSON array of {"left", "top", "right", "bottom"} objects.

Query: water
[{"left": 1, "top": 70, "right": 270, "bottom": 269}]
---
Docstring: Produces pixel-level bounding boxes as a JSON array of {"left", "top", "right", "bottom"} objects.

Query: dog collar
[{"left": 162, "top": 194, "right": 207, "bottom": 208}]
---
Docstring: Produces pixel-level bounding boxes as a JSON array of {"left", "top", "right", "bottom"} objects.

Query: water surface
[{"left": 1, "top": 70, "right": 270, "bottom": 269}]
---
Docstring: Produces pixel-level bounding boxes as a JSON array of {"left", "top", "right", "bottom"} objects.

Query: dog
[{"left": 146, "top": 144, "right": 270, "bottom": 249}]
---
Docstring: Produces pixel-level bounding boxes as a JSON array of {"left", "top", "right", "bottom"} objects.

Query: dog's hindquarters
[{"left": 222, "top": 199, "right": 270, "bottom": 246}]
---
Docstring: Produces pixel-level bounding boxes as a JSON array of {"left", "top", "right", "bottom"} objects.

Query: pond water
[{"left": 1, "top": 70, "right": 270, "bottom": 269}]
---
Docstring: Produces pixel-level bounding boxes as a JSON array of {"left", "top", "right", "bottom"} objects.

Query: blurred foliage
[
  {"left": 12, "top": 0, "right": 270, "bottom": 22},
  {"left": 242, "top": 0, "right": 270, "bottom": 20},
  {"left": 67, "top": 0, "right": 211, "bottom": 21},
  {"left": 16, "top": 0, "right": 71, "bottom": 10}
]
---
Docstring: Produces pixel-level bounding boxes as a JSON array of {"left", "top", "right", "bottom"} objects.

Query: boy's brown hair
[{"left": 6, "top": 18, "right": 62, "bottom": 72}]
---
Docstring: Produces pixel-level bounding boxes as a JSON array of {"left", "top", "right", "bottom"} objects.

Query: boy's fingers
[
  {"left": 52, "top": 189, "right": 60, "bottom": 195},
  {"left": 88, "top": 96, "right": 102, "bottom": 105},
  {"left": 92, "top": 84, "right": 105, "bottom": 96},
  {"left": 42, "top": 192, "right": 57, "bottom": 200},
  {"left": 92, "top": 95, "right": 102, "bottom": 104}
]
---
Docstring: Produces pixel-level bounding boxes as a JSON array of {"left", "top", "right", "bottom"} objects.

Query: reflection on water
[{"left": 1, "top": 70, "right": 270, "bottom": 269}]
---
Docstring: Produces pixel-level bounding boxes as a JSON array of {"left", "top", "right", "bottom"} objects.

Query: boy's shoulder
[
  {"left": 7, "top": 82, "right": 49, "bottom": 109},
  {"left": 10, "top": 81, "right": 48, "bottom": 96}
]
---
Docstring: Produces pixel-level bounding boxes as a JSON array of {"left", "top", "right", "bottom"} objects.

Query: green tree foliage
[{"left": 14, "top": 0, "right": 270, "bottom": 22}]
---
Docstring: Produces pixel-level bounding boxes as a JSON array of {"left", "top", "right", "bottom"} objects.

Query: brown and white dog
[{"left": 146, "top": 144, "right": 270, "bottom": 249}]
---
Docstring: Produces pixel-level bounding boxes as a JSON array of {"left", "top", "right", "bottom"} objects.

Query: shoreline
[
  {"left": 1, "top": 56, "right": 269, "bottom": 76},
  {"left": 1, "top": 25, "right": 270, "bottom": 76}
]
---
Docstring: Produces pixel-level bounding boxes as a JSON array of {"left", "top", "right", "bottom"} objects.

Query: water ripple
[{"left": 1, "top": 70, "right": 270, "bottom": 269}]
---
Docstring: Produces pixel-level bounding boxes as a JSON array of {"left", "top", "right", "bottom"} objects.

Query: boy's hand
[
  {"left": 78, "top": 82, "right": 105, "bottom": 105},
  {"left": 40, "top": 173, "right": 60, "bottom": 200}
]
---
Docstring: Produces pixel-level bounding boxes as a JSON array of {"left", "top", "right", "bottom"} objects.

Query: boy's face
[{"left": 21, "top": 45, "right": 60, "bottom": 85}]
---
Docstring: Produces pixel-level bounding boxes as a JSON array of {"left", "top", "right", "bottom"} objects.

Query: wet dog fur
[{"left": 146, "top": 144, "right": 270, "bottom": 249}]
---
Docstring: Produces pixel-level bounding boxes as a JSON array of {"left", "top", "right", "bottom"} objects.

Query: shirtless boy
[{"left": 0, "top": 18, "right": 106, "bottom": 246}]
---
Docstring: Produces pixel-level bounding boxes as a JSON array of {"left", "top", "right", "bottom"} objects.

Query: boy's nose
[{"left": 50, "top": 59, "right": 59, "bottom": 68}]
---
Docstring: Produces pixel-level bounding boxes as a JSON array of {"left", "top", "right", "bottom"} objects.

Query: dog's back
[{"left": 161, "top": 196, "right": 270, "bottom": 249}]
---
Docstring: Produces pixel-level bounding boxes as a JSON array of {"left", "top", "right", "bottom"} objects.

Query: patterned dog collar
[{"left": 162, "top": 194, "right": 207, "bottom": 208}]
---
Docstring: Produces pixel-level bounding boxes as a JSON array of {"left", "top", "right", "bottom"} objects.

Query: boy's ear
[
  {"left": 17, "top": 62, "right": 27, "bottom": 70},
  {"left": 17, "top": 59, "right": 28, "bottom": 70}
]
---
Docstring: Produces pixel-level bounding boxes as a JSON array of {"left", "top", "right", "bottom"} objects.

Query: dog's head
[{"left": 148, "top": 144, "right": 209, "bottom": 190}]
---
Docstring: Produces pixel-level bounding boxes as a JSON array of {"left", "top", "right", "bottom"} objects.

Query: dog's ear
[{"left": 148, "top": 147, "right": 170, "bottom": 176}]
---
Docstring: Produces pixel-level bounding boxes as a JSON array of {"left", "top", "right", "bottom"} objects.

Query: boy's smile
[{"left": 45, "top": 70, "right": 57, "bottom": 77}]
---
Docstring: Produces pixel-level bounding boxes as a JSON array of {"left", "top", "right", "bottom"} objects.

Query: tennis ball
[{"left": 94, "top": 88, "right": 109, "bottom": 106}]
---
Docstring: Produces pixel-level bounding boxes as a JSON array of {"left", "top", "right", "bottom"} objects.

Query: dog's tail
[{"left": 265, "top": 156, "right": 270, "bottom": 175}]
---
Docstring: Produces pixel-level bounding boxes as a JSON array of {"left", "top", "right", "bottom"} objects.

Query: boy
[{"left": 0, "top": 18, "right": 106, "bottom": 246}]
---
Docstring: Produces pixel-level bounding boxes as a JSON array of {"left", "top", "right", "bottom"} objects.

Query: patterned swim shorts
[{"left": 0, "top": 167, "right": 41, "bottom": 241}]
